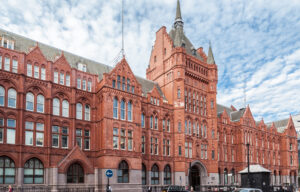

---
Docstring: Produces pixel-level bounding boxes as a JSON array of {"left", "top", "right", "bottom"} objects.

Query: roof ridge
[{"left": 0, "top": 28, "right": 109, "bottom": 68}]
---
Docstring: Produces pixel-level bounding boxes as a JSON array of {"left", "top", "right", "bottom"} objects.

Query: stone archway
[{"left": 189, "top": 161, "right": 208, "bottom": 191}]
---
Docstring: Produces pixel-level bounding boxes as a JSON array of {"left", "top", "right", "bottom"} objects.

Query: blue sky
[{"left": 1, "top": 0, "right": 300, "bottom": 123}]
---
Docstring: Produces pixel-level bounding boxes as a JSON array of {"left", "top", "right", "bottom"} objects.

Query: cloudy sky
[{"left": 1, "top": 0, "right": 300, "bottom": 123}]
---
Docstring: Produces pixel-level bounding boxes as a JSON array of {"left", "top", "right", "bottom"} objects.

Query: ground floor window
[
  {"left": 151, "top": 164, "right": 159, "bottom": 185},
  {"left": 164, "top": 165, "right": 171, "bottom": 185},
  {"left": 24, "top": 158, "right": 44, "bottom": 184},
  {"left": 118, "top": 160, "right": 129, "bottom": 183},
  {"left": 67, "top": 163, "right": 84, "bottom": 183},
  {"left": 0, "top": 156, "right": 15, "bottom": 184}
]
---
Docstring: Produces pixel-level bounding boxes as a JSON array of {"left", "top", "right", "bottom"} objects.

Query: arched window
[
  {"left": 53, "top": 98, "right": 60, "bottom": 116},
  {"left": 26, "top": 92, "right": 34, "bottom": 111},
  {"left": 142, "top": 163, "right": 147, "bottom": 185},
  {"left": 24, "top": 158, "right": 44, "bottom": 184},
  {"left": 76, "top": 103, "right": 82, "bottom": 120},
  {"left": 85, "top": 104, "right": 90, "bottom": 121},
  {"left": 164, "top": 165, "right": 171, "bottom": 185},
  {"left": 67, "top": 163, "right": 84, "bottom": 183},
  {"left": 0, "top": 156, "right": 15, "bottom": 184},
  {"left": 231, "top": 169, "right": 235, "bottom": 184},
  {"left": 151, "top": 164, "right": 159, "bottom": 185},
  {"left": 127, "top": 101, "right": 132, "bottom": 121},
  {"left": 8, "top": 88, "right": 16, "bottom": 108},
  {"left": 62, "top": 100, "right": 69, "bottom": 117},
  {"left": 224, "top": 168, "right": 228, "bottom": 185},
  {"left": 117, "top": 160, "right": 129, "bottom": 183},
  {"left": 36, "top": 94, "right": 44, "bottom": 113},
  {"left": 113, "top": 97, "right": 118, "bottom": 119},
  {"left": 0, "top": 86, "right": 4, "bottom": 106},
  {"left": 120, "top": 99, "right": 125, "bottom": 120}
]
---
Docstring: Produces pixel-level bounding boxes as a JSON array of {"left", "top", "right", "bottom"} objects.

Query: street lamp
[{"left": 246, "top": 143, "right": 251, "bottom": 188}]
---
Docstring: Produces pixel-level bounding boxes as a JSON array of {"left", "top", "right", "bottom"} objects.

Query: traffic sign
[{"left": 105, "top": 169, "right": 113, "bottom": 178}]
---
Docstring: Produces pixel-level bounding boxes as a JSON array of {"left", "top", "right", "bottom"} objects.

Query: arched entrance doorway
[
  {"left": 189, "top": 161, "right": 208, "bottom": 191},
  {"left": 190, "top": 165, "right": 200, "bottom": 190}
]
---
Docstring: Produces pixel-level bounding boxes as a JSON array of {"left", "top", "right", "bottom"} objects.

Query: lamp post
[{"left": 246, "top": 143, "right": 250, "bottom": 188}]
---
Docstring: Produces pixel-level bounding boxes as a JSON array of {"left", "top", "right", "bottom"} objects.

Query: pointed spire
[
  {"left": 175, "top": 0, "right": 182, "bottom": 20},
  {"left": 207, "top": 41, "right": 216, "bottom": 64},
  {"left": 174, "top": 0, "right": 183, "bottom": 29}
]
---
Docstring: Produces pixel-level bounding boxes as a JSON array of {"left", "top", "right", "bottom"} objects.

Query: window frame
[{"left": 24, "top": 158, "right": 44, "bottom": 184}]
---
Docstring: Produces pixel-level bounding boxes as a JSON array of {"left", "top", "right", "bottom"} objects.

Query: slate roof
[
  {"left": 217, "top": 104, "right": 233, "bottom": 117},
  {"left": 0, "top": 28, "right": 167, "bottom": 100},
  {"left": 217, "top": 104, "right": 245, "bottom": 122},
  {"left": 217, "top": 103, "right": 289, "bottom": 133},
  {"left": 266, "top": 118, "right": 289, "bottom": 133},
  {"left": 169, "top": 28, "right": 204, "bottom": 61}
]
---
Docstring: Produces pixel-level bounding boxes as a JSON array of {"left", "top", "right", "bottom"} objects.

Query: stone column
[
  {"left": 95, "top": 168, "right": 100, "bottom": 192},
  {"left": 52, "top": 168, "right": 58, "bottom": 192},
  {"left": 160, "top": 171, "right": 164, "bottom": 186},
  {"left": 17, "top": 168, "right": 23, "bottom": 187}
]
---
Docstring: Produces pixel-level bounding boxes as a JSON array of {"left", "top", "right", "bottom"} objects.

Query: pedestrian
[
  {"left": 147, "top": 186, "right": 152, "bottom": 192},
  {"left": 7, "top": 185, "right": 13, "bottom": 192}
]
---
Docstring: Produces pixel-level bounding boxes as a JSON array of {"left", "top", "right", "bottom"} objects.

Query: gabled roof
[
  {"left": 217, "top": 104, "right": 245, "bottom": 122},
  {"left": 0, "top": 28, "right": 167, "bottom": 100},
  {"left": 169, "top": 29, "right": 204, "bottom": 61},
  {"left": 266, "top": 118, "right": 288, "bottom": 133},
  {"left": 0, "top": 28, "right": 112, "bottom": 79},
  {"left": 217, "top": 104, "right": 233, "bottom": 117},
  {"left": 231, "top": 108, "right": 246, "bottom": 121}
]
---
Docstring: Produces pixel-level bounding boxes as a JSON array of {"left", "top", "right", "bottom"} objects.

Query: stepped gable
[{"left": 0, "top": 28, "right": 167, "bottom": 100}]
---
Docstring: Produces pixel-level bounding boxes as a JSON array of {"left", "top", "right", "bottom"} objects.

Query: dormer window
[
  {"left": 192, "top": 49, "right": 196, "bottom": 56},
  {"left": 78, "top": 63, "right": 87, "bottom": 72},
  {"left": 0, "top": 37, "right": 15, "bottom": 50}
]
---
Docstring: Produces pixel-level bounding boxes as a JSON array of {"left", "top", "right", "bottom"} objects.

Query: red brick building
[{"left": 0, "top": 1, "right": 297, "bottom": 191}]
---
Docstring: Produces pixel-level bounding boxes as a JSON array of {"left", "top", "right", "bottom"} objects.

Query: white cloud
[{"left": 0, "top": 0, "right": 300, "bottom": 122}]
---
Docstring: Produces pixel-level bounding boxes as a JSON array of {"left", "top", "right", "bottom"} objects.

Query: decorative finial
[{"left": 174, "top": 0, "right": 184, "bottom": 29}]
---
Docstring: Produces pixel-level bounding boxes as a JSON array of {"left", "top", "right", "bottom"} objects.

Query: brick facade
[{"left": 0, "top": 1, "right": 298, "bottom": 191}]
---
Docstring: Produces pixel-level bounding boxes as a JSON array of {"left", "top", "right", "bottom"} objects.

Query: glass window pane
[
  {"left": 4, "top": 177, "right": 14, "bottom": 184},
  {"left": 7, "top": 129, "right": 15, "bottom": 144},
  {"left": 41, "top": 67, "right": 46, "bottom": 80},
  {"left": 25, "top": 121, "right": 34, "bottom": 130},
  {"left": 52, "top": 135, "right": 59, "bottom": 147},
  {"left": 8, "top": 89, "right": 16, "bottom": 108},
  {"left": 25, "top": 131, "right": 33, "bottom": 145},
  {"left": 62, "top": 135, "right": 68, "bottom": 148},
  {"left": 27, "top": 63, "right": 32, "bottom": 76},
  {"left": 52, "top": 126, "right": 59, "bottom": 133},
  {"left": 0, "top": 86, "right": 4, "bottom": 106},
  {"left": 36, "top": 132, "right": 44, "bottom": 146},
  {"left": 4, "top": 57, "right": 10, "bottom": 71},
  {"left": 0, "top": 128, "right": 3, "bottom": 143},
  {"left": 36, "top": 123, "right": 44, "bottom": 131},
  {"left": 66, "top": 74, "right": 70, "bottom": 86},
  {"left": 62, "top": 127, "right": 68, "bottom": 134},
  {"left": 24, "top": 168, "right": 33, "bottom": 175},
  {"left": 54, "top": 71, "right": 58, "bottom": 83}
]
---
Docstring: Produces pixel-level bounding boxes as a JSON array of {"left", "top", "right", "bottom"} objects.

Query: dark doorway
[{"left": 190, "top": 165, "right": 201, "bottom": 190}]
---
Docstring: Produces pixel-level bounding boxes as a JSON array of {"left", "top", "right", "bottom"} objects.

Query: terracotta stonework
[{"left": 0, "top": 1, "right": 298, "bottom": 191}]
